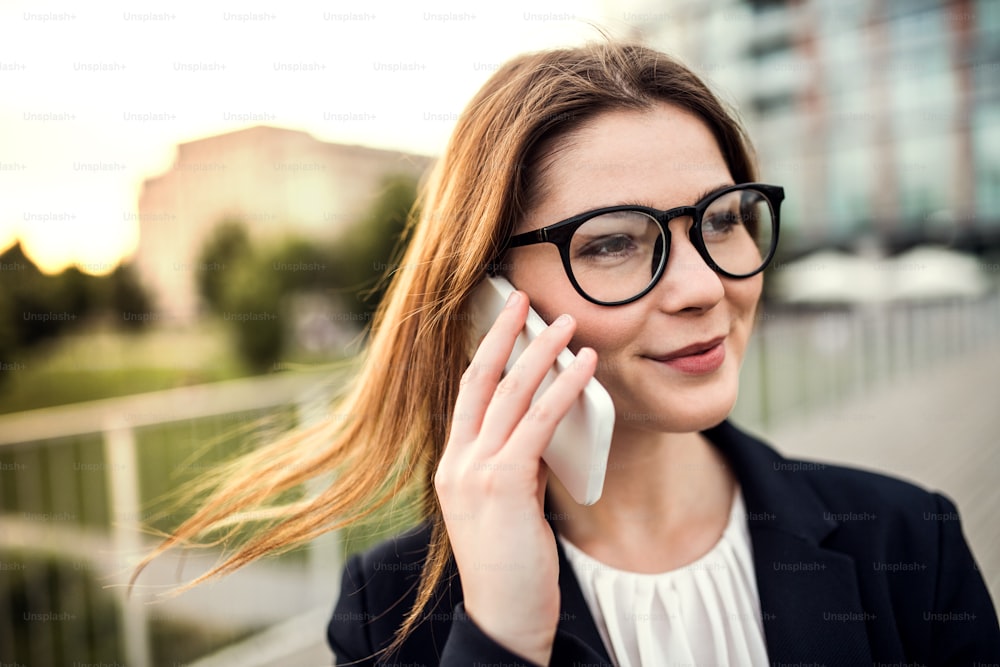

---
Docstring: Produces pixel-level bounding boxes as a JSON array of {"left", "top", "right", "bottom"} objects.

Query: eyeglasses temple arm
[{"left": 506, "top": 228, "right": 548, "bottom": 249}]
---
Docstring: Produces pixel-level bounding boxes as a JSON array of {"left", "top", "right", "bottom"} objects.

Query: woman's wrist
[{"left": 464, "top": 603, "right": 555, "bottom": 666}]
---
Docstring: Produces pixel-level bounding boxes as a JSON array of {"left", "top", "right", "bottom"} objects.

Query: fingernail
[
  {"left": 553, "top": 314, "right": 572, "bottom": 327},
  {"left": 505, "top": 291, "right": 521, "bottom": 308}
]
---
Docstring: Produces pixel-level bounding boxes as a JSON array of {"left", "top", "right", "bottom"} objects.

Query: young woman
[{"left": 150, "top": 42, "right": 1000, "bottom": 665}]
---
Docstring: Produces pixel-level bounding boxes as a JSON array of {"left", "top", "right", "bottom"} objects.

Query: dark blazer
[{"left": 327, "top": 420, "right": 1000, "bottom": 665}]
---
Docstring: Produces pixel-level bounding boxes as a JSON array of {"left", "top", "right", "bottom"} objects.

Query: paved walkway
[{"left": 762, "top": 337, "right": 1000, "bottom": 608}]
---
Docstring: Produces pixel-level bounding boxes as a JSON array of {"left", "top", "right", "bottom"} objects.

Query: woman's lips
[{"left": 651, "top": 339, "right": 726, "bottom": 374}]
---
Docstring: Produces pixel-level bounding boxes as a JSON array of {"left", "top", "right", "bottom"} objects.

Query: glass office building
[{"left": 614, "top": 0, "right": 1000, "bottom": 257}]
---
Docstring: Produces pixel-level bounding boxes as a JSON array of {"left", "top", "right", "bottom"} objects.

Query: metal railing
[
  {"left": 2, "top": 293, "right": 999, "bottom": 666},
  {"left": 731, "top": 294, "right": 1000, "bottom": 433},
  {"left": 0, "top": 369, "right": 342, "bottom": 667}
]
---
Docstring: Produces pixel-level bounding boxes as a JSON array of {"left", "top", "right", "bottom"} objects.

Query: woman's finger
[
  {"left": 474, "top": 312, "right": 579, "bottom": 456},
  {"left": 447, "top": 290, "right": 528, "bottom": 446},
  {"left": 500, "top": 346, "right": 598, "bottom": 462}
]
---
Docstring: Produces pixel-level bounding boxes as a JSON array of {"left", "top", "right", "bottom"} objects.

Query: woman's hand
[{"left": 434, "top": 289, "right": 598, "bottom": 666}]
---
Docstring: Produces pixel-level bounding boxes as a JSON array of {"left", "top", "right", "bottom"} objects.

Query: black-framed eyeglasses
[{"left": 495, "top": 183, "right": 784, "bottom": 306}]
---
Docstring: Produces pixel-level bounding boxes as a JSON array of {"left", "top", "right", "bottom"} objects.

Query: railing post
[
  {"left": 756, "top": 315, "right": 771, "bottom": 433},
  {"left": 296, "top": 387, "right": 342, "bottom": 606},
  {"left": 103, "top": 418, "right": 151, "bottom": 667}
]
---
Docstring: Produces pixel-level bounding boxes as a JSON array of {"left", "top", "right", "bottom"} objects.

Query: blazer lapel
[
  {"left": 750, "top": 528, "right": 874, "bottom": 663},
  {"left": 554, "top": 536, "right": 614, "bottom": 664},
  {"left": 705, "top": 421, "right": 873, "bottom": 664}
]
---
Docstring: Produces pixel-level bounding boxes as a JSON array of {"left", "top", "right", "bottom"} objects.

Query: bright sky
[{"left": 0, "top": 0, "right": 630, "bottom": 274}]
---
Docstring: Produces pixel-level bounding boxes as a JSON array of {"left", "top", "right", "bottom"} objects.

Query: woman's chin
[{"left": 616, "top": 397, "right": 736, "bottom": 434}]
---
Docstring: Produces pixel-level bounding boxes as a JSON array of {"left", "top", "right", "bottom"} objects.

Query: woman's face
[{"left": 506, "top": 102, "right": 762, "bottom": 434}]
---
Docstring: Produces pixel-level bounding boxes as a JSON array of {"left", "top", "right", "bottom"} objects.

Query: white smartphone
[{"left": 467, "top": 275, "right": 615, "bottom": 505}]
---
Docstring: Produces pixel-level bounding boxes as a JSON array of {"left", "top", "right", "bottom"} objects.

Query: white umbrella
[
  {"left": 771, "top": 250, "right": 887, "bottom": 305},
  {"left": 888, "top": 246, "right": 991, "bottom": 302}
]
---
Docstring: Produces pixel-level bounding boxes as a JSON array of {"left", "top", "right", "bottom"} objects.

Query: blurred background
[{"left": 1, "top": 0, "right": 997, "bottom": 664}]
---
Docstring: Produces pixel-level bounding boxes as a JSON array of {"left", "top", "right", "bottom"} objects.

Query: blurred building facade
[
  {"left": 611, "top": 0, "right": 1000, "bottom": 257},
  {"left": 134, "top": 126, "right": 432, "bottom": 321}
]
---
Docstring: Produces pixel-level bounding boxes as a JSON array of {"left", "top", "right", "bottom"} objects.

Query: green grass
[
  {"left": 0, "top": 435, "right": 110, "bottom": 528},
  {"left": 0, "top": 321, "right": 249, "bottom": 414},
  {"left": 0, "top": 551, "right": 259, "bottom": 666},
  {"left": 135, "top": 408, "right": 298, "bottom": 534}
]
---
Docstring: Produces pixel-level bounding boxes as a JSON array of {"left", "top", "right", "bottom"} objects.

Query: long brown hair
[{"left": 136, "top": 40, "right": 758, "bottom": 655}]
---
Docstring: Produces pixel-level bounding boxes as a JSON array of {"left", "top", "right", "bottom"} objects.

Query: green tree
[
  {"left": 0, "top": 243, "right": 155, "bottom": 393},
  {"left": 220, "top": 253, "right": 285, "bottom": 372},
  {"left": 55, "top": 266, "right": 101, "bottom": 317},
  {"left": 0, "top": 242, "right": 71, "bottom": 348},
  {"left": 110, "top": 263, "right": 153, "bottom": 330},
  {"left": 196, "top": 220, "right": 252, "bottom": 313},
  {"left": 334, "top": 173, "right": 419, "bottom": 318},
  {"left": 270, "top": 237, "right": 340, "bottom": 292},
  {"left": 197, "top": 232, "right": 340, "bottom": 371},
  {"left": 0, "top": 285, "right": 16, "bottom": 369},
  {"left": 192, "top": 174, "right": 420, "bottom": 372}
]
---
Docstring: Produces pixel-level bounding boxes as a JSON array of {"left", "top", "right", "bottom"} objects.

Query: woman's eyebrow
[
  {"left": 610, "top": 183, "right": 737, "bottom": 210},
  {"left": 694, "top": 183, "right": 737, "bottom": 203}
]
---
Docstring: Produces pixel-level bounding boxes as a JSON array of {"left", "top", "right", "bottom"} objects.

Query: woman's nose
[{"left": 650, "top": 219, "right": 726, "bottom": 313}]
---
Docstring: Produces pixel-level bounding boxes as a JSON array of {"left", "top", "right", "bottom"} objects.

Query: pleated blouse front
[{"left": 558, "top": 488, "right": 770, "bottom": 666}]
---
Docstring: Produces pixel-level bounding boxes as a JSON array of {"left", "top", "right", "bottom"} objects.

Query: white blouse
[{"left": 558, "top": 488, "right": 770, "bottom": 666}]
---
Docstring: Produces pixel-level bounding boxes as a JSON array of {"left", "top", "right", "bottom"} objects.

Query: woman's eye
[
  {"left": 579, "top": 234, "right": 634, "bottom": 258},
  {"left": 703, "top": 212, "right": 740, "bottom": 236}
]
